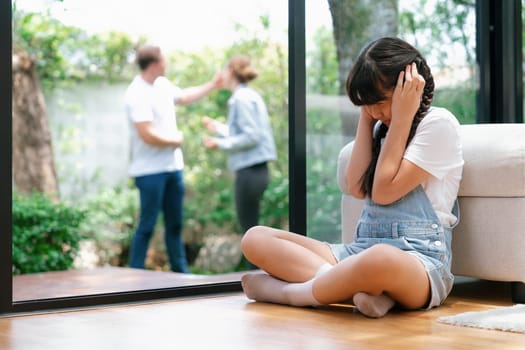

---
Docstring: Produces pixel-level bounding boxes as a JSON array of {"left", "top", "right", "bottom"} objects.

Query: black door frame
[{"left": 477, "top": 0, "right": 523, "bottom": 123}]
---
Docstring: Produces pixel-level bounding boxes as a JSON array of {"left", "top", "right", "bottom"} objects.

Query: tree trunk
[
  {"left": 12, "top": 48, "right": 59, "bottom": 197},
  {"left": 328, "top": 0, "right": 398, "bottom": 139}
]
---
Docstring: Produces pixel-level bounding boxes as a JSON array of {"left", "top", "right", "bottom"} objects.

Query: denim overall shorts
[{"left": 329, "top": 186, "right": 458, "bottom": 309}]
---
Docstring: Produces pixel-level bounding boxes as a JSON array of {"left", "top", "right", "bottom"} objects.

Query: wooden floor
[{"left": 2, "top": 274, "right": 525, "bottom": 349}]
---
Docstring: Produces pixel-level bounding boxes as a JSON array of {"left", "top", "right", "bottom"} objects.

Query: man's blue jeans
[{"left": 129, "top": 170, "right": 189, "bottom": 273}]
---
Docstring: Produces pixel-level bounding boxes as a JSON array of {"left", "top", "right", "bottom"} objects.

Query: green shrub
[
  {"left": 307, "top": 144, "right": 342, "bottom": 243},
  {"left": 434, "top": 85, "right": 477, "bottom": 124},
  {"left": 12, "top": 193, "right": 86, "bottom": 275},
  {"left": 260, "top": 175, "right": 289, "bottom": 229},
  {"left": 78, "top": 183, "right": 138, "bottom": 267}
]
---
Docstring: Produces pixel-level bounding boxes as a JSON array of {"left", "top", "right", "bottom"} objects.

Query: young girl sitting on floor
[{"left": 239, "top": 37, "right": 464, "bottom": 318}]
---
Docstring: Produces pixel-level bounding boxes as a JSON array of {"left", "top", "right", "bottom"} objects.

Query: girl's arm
[
  {"left": 344, "top": 109, "right": 375, "bottom": 199},
  {"left": 372, "top": 63, "right": 430, "bottom": 205}
]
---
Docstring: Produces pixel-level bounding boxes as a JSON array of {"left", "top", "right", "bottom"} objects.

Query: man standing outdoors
[{"left": 125, "top": 45, "right": 222, "bottom": 272}]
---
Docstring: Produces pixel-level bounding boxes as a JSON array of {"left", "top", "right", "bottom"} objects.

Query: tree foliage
[
  {"left": 398, "top": 0, "right": 477, "bottom": 123},
  {"left": 11, "top": 7, "right": 140, "bottom": 198},
  {"left": 399, "top": 0, "right": 476, "bottom": 69},
  {"left": 307, "top": 26, "right": 339, "bottom": 95},
  {"left": 13, "top": 9, "right": 139, "bottom": 90}
]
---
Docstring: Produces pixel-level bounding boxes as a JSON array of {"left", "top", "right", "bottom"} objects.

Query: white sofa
[{"left": 336, "top": 123, "right": 525, "bottom": 303}]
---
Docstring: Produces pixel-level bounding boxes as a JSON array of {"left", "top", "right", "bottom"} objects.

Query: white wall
[{"left": 45, "top": 82, "right": 130, "bottom": 199}]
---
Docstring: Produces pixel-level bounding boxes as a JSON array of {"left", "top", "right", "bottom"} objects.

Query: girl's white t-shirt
[{"left": 403, "top": 107, "right": 464, "bottom": 227}]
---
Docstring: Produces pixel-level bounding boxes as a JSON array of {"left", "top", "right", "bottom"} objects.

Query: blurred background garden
[{"left": 12, "top": 0, "right": 480, "bottom": 276}]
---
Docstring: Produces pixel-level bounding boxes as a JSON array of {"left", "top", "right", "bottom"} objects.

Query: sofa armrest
[
  {"left": 337, "top": 140, "right": 364, "bottom": 243},
  {"left": 458, "top": 124, "right": 525, "bottom": 197},
  {"left": 336, "top": 140, "right": 354, "bottom": 195}
]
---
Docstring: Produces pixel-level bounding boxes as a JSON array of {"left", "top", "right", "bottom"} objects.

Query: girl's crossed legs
[{"left": 240, "top": 225, "right": 431, "bottom": 317}]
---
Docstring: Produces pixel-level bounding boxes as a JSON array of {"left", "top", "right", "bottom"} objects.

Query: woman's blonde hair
[{"left": 228, "top": 55, "right": 258, "bottom": 83}]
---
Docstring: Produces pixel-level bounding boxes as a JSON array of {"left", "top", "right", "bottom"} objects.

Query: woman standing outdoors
[{"left": 203, "top": 55, "right": 277, "bottom": 268}]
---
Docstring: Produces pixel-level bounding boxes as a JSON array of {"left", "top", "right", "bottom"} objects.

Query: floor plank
[{"left": 1, "top": 279, "right": 524, "bottom": 349}]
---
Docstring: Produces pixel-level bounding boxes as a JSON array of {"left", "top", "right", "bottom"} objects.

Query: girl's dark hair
[{"left": 345, "top": 37, "right": 434, "bottom": 196}]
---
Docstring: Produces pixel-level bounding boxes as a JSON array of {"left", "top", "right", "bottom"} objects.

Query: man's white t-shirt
[
  {"left": 403, "top": 107, "right": 464, "bottom": 227},
  {"left": 124, "top": 76, "right": 184, "bottom": 177}
]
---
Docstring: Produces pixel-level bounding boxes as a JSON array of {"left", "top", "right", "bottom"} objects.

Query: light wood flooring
[{"left": 2, "top": 273, "right": 525, "bottom": 349}]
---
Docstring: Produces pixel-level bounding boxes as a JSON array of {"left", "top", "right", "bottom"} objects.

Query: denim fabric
[
  {"left": 129, "top": 170, "right": 189, "bottom": 273},
  {"left": 330, "top": 186, "right": 458, "bottom": 309},
  {"left": 215, "top": 85, "right": 277, "bottom": 172}
]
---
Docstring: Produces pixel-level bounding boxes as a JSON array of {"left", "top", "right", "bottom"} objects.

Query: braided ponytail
[{"left": 407, "top": 56, "right": 434, "bottom": 148}]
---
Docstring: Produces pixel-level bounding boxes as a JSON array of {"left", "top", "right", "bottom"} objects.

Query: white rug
[{"left": 437, "top": 304, "right": 525, "bottom": 334}]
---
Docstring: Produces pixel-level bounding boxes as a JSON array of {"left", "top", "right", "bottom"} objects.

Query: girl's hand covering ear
[{"left": 391, "top": 62, "right": 425, "bottom": 123}]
